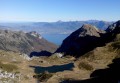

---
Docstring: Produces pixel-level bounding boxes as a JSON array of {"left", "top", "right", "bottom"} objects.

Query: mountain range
[{"left": 0, "top": 20, "right": 113, "bottom": 34}]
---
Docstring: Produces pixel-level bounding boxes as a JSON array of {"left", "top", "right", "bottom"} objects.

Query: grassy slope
[
  {"left": 0, "top": 50, "right": 36, "bottom": 83},
  {"left": 0, "top": 34, "right": 120, "bottom": 83}
]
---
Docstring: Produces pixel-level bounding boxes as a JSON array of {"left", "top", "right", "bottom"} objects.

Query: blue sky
[{"left": 0, "top": 0, "right": 120, "bottom": 22}]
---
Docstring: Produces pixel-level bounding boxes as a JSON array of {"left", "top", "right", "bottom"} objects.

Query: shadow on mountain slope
[
  {"left": 61, "top": 58, "right": 120, "bottom": 83},
  {"left": 30, "top": 63, "right": 74, "bottom": 74},
  {"left": 29, "top": 51, "right": 52, "bottom": 57},
  {"left": 56, "top": 21, "right": 120, "bottom": 58},
  {"left": 56, "top": 34, "right": 108, "bottom": 57}
]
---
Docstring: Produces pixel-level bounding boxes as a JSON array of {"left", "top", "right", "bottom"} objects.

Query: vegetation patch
[
  {"left": 78, "top": 62, "right": 93, "bottom": 71},
  {"left": 59, "top": 78, "right": 74, "bottom": 83},
  {"left": 33, "top": 71, "right": 53, "bottom": 82},
  {"left": 108, "top": 41, "right": 120, "bottom": 54},
  {"left": 83, "top": 51, "right": 94, "bottom": 58},
  {"left": 0, "top": 62, "right": 18, "bottom": 72},
  {"left": 111, "top": 41, "right": 120, "bottom": 49},
  {"left": 11, "top": 61, "right": 21, "bottom": 64},
  {"left": 24, "top": 75, "right": 29, "bottom": 80}
]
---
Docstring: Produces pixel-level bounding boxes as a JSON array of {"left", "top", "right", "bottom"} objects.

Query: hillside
[
  {"left": 0, "top": 30, "right": 58, "bottom": 55},
  {"left": 56, "top": 20, "right": 120, "bottom": 57},
  {"left": 57, "top": 20, "right": 120, "bottom": 82},
  {"left": 56, "top": 24, "right": 105, "bottom": 57},
  {"left": 0, "top": 49, "right": 75, "bottom": 83}
]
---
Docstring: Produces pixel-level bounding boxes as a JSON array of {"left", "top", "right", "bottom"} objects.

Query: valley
[
  {"left": 0, "top": 20, "right": 120, "bottom": 83},
  {"left": 0, "top": 0, "right": 119, "bottom": 83}
]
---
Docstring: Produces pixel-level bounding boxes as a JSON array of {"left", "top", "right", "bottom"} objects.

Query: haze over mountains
[
  {"left": 0, "top": 20, "right": 113, "bottom": 45},
  {"left": 0, "top": 20, "right": 113, "bottom": 34}
]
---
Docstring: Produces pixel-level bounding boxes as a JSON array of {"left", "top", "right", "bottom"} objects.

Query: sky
[{"left": 0, "top": 0, "right": 120, "bottom": 22}]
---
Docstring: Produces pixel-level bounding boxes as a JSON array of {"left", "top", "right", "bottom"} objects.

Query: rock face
[
  {"left": 56, "top": 24, "right": 105, "bottom": 57},
  {"left": 104, "top": 20, "right": 120, "bottom": 43},
  {"left": 106, "top": 20, "right": 120, "bottom": 33},
  {"left": 56, "top": 21, "right": 120, "bottom": 57},
  {"left": 0, "top": 30, "right": 58, "bottom": 55},
  {"left": 75, "top": 24, "right": 104, "bottom": 37}
]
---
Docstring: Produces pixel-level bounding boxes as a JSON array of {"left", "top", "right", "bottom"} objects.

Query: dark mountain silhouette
[
  {"left": 56, "top": 20, "right": 120, "bottom": 57},
  {"left": 0, "top": 30, "right": 58, "bottom": 55},
  {"left": 56, "top": 24, "right": 105, "bottom": 57},
  {"left": 29, "top": 51, "right": 52, "bottom": 57}
]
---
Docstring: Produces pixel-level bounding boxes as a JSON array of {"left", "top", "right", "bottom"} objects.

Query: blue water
[{"left": 42, "top": 34, "right": 69, "bottom": 45}]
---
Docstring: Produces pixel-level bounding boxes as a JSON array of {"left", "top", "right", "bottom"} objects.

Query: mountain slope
[
  {"left": 56, "top": 24, "right": 105, "bottom": 57},
  {"left": 58, "top": 20, "right": 120, "bottom": 83},
  {"left": 61, "top": 20, "right": 120, "bottom": 83},
  {"left": 56, "top": 20, "right": 120, "bottom": 58},
  {"left": 0, "top": 30, "right": 58, "bottom": 55}
]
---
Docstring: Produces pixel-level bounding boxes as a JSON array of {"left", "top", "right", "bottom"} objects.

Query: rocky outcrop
[
  {"left": 0, "top": 30, "right": 58, "bottom": 55},
  {"left": 0, "top": 70, "right": 21, "bottom": 83},
  {"left": 74, "top": 24, "right": 104, "bottom": 37}
]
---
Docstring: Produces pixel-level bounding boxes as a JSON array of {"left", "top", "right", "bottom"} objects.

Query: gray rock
[{"left": 0, "top": 30, "right": 58, "bottom": 55}]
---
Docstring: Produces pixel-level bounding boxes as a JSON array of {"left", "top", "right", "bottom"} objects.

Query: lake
[{"left": 42, "top": 34, "right": 69, "bottom": 45}]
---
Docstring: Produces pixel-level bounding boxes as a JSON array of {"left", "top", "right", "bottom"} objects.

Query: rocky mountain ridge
[{"left": 0, "top": 30, "right": 58, "bottom": 55}]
